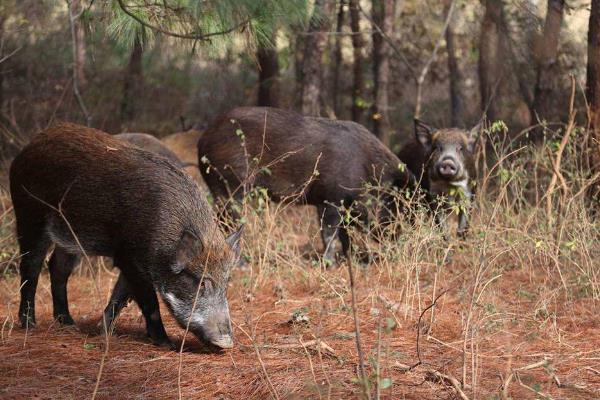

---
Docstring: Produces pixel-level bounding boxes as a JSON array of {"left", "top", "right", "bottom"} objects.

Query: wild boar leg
[
  {"left": 48, "top": 248, "right": 81, "bottom": 325},
  {"left": 16, "top": 224, "right": 51, "bottom": 328},
  {"left": 119, "top": 267, "right": 171, "bottom": 346},
  {"left": 457, "top": 209, "right": 469, "bottom": 238},
  {"left": 101, "top": 272, "right": 132, "bottom": 332},
  {"left": 318, "top": 204, "right": 348, "bottom": 264}
]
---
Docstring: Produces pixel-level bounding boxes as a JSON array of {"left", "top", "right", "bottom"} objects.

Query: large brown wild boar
[
  {"left": 162, "top": 129, "right": 205, "bottom": 188},
  {"left": 115, "top": 132, "right": 185, "bottom": 167},
  {"left": 397, "top": 119, "right": 479, "bottom": 235},
  {"left": 10, "top": 122, "right": 241, "bottom": 349},
  {"left": 197, "top": 107, "right": 414, "bottom": 263}
]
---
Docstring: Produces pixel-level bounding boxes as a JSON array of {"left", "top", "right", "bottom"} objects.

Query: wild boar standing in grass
[
  {"left": 10, "top": 122, "right": 241, "bottom": 349},
  {"left": 397, "top": 119, "right": 480, "bottom": 236},
  {"left": 197, "top": 107, "right": 415, "bottom": 264}
]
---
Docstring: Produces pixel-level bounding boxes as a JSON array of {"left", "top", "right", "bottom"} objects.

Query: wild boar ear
[
  {"left": 466, "top": 122, "right": 483, "bottom": 152},
  {"left": 226, "top": 226, "right": 244, "bottom": 259},
  {"left": 173, "top": 231, "right": 202, "bottom": 273},
  {"left": 414, "top": 119, "right": 434, "bottom": 150}
]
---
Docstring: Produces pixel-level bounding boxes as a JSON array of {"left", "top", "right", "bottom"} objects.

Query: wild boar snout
[
  {"left": 160, "top": 228, "right": 242, "bottom": 350},
  {"left": 436, "top": 157, "right": 459, "bottom": 179}
]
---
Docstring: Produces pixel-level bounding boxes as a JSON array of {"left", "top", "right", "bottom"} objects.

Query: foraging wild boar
[
  {"left": 115, "top": 132, "right": 185, "bottom": 167},
  {"left": 10, "top": 122, "right": 241, "bottom": 349},
  {"left": 198, "top": 107, "right": 415, "bottom": 263},
  {"left": 397, "top": 119, "right": 479, "bottom": 235},
  {"left": 162, "top": 129, "right": 205, "bottom": 188}
]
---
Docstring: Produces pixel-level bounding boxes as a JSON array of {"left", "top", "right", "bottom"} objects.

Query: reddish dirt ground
[{"left": 1, "top": 260, "right": 600, "bottom": 399}]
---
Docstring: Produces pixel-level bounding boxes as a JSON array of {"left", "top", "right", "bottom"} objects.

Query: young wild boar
[
  {"left": 10, "top": 122, "right": 241, "bottom": 349},
  {"left": 397, "top": 119, "right": 479, "bottom": 235},
  {"left": 115, "top": 132, "right": 185, "bottom": 167},
  {"left": 197, "top": 107, "right": 415, "bottom": 263}
]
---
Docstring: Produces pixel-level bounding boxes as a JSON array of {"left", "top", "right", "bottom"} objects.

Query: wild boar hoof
[
  {"left": 55, "top": 313, "right": 75, "bottom": 326},
  {"left": 20, "top": 315, "right": 36, "bottom": 329},
  {"left": 236, "top": 257, "right": 250, "bottom": 270},
  {"left": 153, "top": 337, "right": 176, "bottom": 350}
]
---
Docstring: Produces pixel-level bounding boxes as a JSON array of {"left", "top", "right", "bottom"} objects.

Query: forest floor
[{"left": 1, "top": 198, "right": 600, "bottom": 399}]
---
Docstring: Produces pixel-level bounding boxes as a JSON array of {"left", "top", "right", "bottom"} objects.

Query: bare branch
[{"left": 0, "top": 46, "right": 22, "bottom": 65}]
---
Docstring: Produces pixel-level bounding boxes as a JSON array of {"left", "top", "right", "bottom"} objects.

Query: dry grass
[{"left": 1, "top": 124, "right": 600, "bottom": 399}]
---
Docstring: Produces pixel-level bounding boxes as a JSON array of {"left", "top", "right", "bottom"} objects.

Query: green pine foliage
[{"left": 106, "top": 0, "right": 309, "bottom": 50}]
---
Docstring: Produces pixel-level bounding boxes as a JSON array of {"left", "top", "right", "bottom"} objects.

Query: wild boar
[
  {"left": 10, "top": 122, "right": 241, "bottom": 349},
  {"left": 397, "top": 119, "right": 479, "bottom": 235},
  {"left": 115, "top": 132, "right": 185, "bottom": 167},
  {"left": 197, "top": 107, "right": 414, "bottom": 263},
  {"left": 162, "top": 129, "right": 205, "bottom": 188}
]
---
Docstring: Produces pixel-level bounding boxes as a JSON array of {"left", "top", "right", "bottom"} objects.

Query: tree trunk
[
  {"left": 444, "top": 0, "right": 464, "bottom": 127},
  {"left": 588, "top": 0, "right": 600, "bottom": 201},
  {"left": 301, "top": 0, "right": 334, "bottom": 116},
  {"left": 531, "top": 0, "right": 565, "bottom": 141},
  {"left": 0, "top": 14, "right": 5, "bottom": 112},
  {"left": 257, "top": 36, "right": 280, "bottom": 107},
  {"left": 71, "top": 0, "right": 87, "bottom": 88},
  {"left": 331, "top": 0, "right": 346, "bottom": 116},
  {"left": 294, "top": 31, "right": 305, "bottom": 109},
  {"left": 371, "top": 0, "right": 393, "bottom": 146},
  {"left": 349, "top": 0, "right": 365, "bottom": 123},
  {"left": 478, "top": 0, "right": 503, "bottom": 121},
  {"left": 120, "top": 34, "right": 144, "bottom": 127}
]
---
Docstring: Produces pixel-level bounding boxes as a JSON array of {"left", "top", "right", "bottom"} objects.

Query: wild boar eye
[{"left": 199, "top": 278, "right": 213, "bottom": 294}]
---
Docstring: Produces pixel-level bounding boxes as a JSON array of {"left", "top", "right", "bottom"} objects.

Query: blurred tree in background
[{"left": 0, "top": 0, "right": 597, "bottom": 157}]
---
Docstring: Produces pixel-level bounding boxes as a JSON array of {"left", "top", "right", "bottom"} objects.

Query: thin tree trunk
[
  {"left": 68, "top": 0, "right": 90, "bottom": 125},
  {"left": 0, "top": 14, "right": 5, "bottom": 112},
  {"left": 331, "top": 0, "right": 346, "bottom": 116},
  {"left": 531, "top": 0, "right": 565, "bottom": 141},
  {"left": 301, "top": 0, "right": 334, "bottom": 116},
  {"left": 349, "top": 0, "right": 365, "bottom": 123},
  {"left": 587, "top": 0, "right": 600, "bottom": 202},
  {"left": 71, "top": 0, "right": 87, "bottom": 88},
  {"left": 444, "top": 0, "right": 463, "bottom": 127},
  {"left": 294, "top": 31, "right": 305, "bottom": 109},
  {"left": 257, "top": 35, "right": 280, "bottom": 107},
  {"left": 120, "top": 34, "right": 144, "bottom": 127},
  {"left": 478, "top": 0, "right": 503, "bottom": 121},
  {"left": 372, "top": 0, "right": 394, "bottom": 146}
]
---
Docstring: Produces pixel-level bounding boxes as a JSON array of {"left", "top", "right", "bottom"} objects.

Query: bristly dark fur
[
  {"left": 10, "top": 122, "right": 237, "bottom": 349},
  {"left": 397, "top": 121, "right": 478, "bottom": 235},
  {"left": 198, "top": 106, "right": 415, "bottom": 262},
  {"left": 115, "top": 132, "right": 184, "bottom": 167}
]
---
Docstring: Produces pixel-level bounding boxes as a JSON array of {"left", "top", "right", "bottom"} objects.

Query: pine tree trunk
[
  {"left": 301, "top": 0, "right": 334, "bottom": 116},
  {"left": 257, "top": 37, "right": 280, "bottom": 107},
  {"left": 371, "top": 0, "right": 393, "bottom": 146},
  {"left": 349, "top": 0, "right": 365, "bottom": 123},
  {"left": 444, "top": 0, "right": 464, "bottom": 127},
  {"left": 120, "top": 34, "right": 144, "bottom": 127},
  {"left": 478, "top": 0, "right": 503, "bottom": 121},
  {"left": 588, "top": 0, "right": 600, "bottom": 201},
  {"left": 531, "top": 0, "right": 565, "bottom": 141},
  {"left": 71, "top": 0, "right": 87, "bottom": 88},
  {"left": 331, "top": 0, "right": 346, "bottom": 116},
  {"left": 0, "top": 14, "right": 5, "bottom": 113},
  {"left": 294, "top": 31, "right": 305, "bottom": 109}
]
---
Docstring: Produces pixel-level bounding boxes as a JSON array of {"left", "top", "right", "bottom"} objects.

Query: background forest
[{"left": 0, "top": 0, "right": 596, "bottom": 151}]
